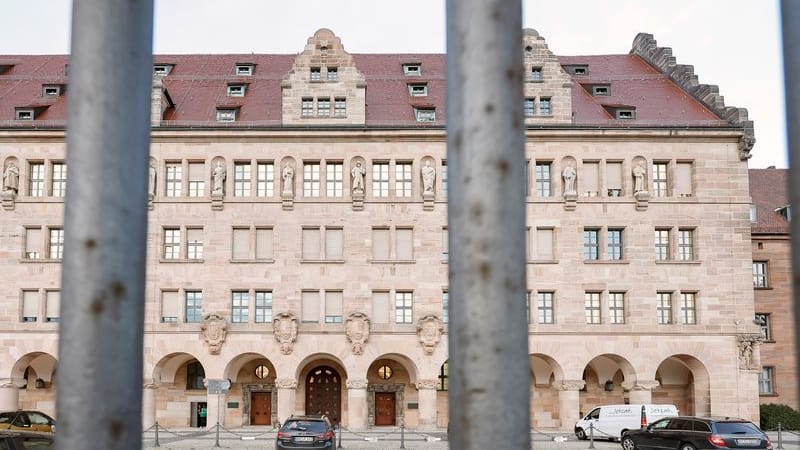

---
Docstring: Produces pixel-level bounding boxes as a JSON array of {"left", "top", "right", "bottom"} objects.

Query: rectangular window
[
  {"left": 680, "top": 292, "right": 697, "bottom": 324},
  {"left": 48, "top": 228, "right": 64, "bottom": 260},
  {"left": 257, "top": 163, "right": 274, "bottom": 197},
  {"left": 539, "top": 97, "right": 551, "bottom": 115},
  {"left": 759, "top": 367, "right": 774, "bottom": 395},
  {"left": 24, "top": 227, "right": 43, "bottom": 260},
  {"left": 163, "top": 228, "right": 181, "bottom": 260},
  {"left": 442, "top": 291, "right": 449, "bottom": 324},
  {"left": 409, "top": 84, "right": 428, "bottom": 96},
  {"left": 442, "top": 228, "right": 449, "bottom": 262},
  {"left": 536, "top": 228, "right": 554, "bottom": 260},
  {"left": 531, "top": 67, "right": 542, "bottom": 81},
  {"left": 302, "top": 227, "right": 322, "bottom": 260},
  {"left": 592, "top": 85, "right": 610, "bottom": 96},
  {"left": 160, "top": 291, "right": 179, "bottom": 323},
  {"left": 583, "top": 229, "right": 599, "bottom": 260},
  {"left": 45, "top": 291, "right": 60, "bottom": 323},
  {"left": 255, "top": 291, "right": 273, "bottom": 323},
  {"left": 537, "top": 292, "right": 554, "bottom": 324},
  {"left": 584, "top": 292, "right": 601, "bottom": 324},
  {"left": 22, "top": 290, "right": 38, "bottom": 322},
  {"left": 324, "top": 291, "right": 343, "bottom": 323},
  {"left": 185, "top": 291, "right": 202, "bottom": 323},
  {"left": 415, "top": 108, "right": 436, "bottom": 122},
  {"left": 51, "top": 163, "right": 67, "bottom": 197},
  {"left": 29, "top": 162, "right": 44, "bottom": 197},
  {"left": 606, "top": 162, "right": 623, "bottom": 197},
  {"left": 232, "top": 291, "right": 249, "bottom": 323},
  {"left": 301, "top": 291, "right": 320, "bottom": 322},
  {"left": 303, "top": 162, "right": 321, "bottom": 197},
  {"left": 301, "top": 98, "right": 314, "bottom": 117},
  {"left": 255, "top": 227, "right": 274, "bottom": 260},
  {"left": 165, "top": 163, "right": 182, "bottom": 197},
  {"left": 607, "top": 229, "right": 623, "bottom": 260},
  {"left": 232, "top": 227, "right": 250, "bottom": 260},
  {"left": 317, "top": 97, "right": 330, "bottom": 117},
  {"left": 372, "top": 227, "right": 390, "bottom": 260},
  {"left": 227, "top": 84, "right": 246, "bottom": 97},
  {"left": 657, "top": 292, "right": 672, "bottom": 324},
  {"left": 652, "top": 162, "right": 668, "bottom": 197},
  {"left": 235, "top": 64, "right": 253, "bottom": 76},
  {"left": 186, "top": 228, "right": 203, "bottom": 260},
  {"left": 535, "top": 162, "right": 551, "bottom": 197},
  {"left": 372, "top": 162, "right": 389, "bottom": 197},
  {"left": 609, "top": 292, "right": 625, "bottom": 324},
  {"left": 524, "top": 98, "right": 535, "bottom": 117},
  {"left": 655, "top": 229, "right": 670, "bottom": 261},
  {"left": 441, "top": 162, "right": 448, "bottom": 198},
  {"left": 327, "top": 67, "right": 338, "bottom": 81},
  {"left": 234, "top": 162, "right": 251, "bottom": 197},
  {"left": 395, "top": 162, "right": 412, "bottom": 197},
  {"left": 582, "top": 162, "right": 599, "bottom": 197},
  {"left": 325, "top": 227, "right": 344, "bottom": 260},
  {"left": 753, "top": 262, "right": 768, "bottom": 288},
  {"left": 216, "top": 109, "right": 236, "bottom": 122},
  {"left": 370, "top": 291, "right": 390, "bottom": 324},
  {"left": 755, "top": 313, "right": 772, "bottom": 341},
  {"left": 310, "top": 67, "right": 321, "bottom": 81},
  {"left": 326, "top": 162, "right": 343, "bottom": 197},
  {"left": 403, "top": 64, "right": 421, "bottom": 76},
  {"left": 396, "top": 228, "right": 414, "bottom": 260},
  {"left": 188, "top": 162, "right": 205, "bottom": 197},
  {"left": 675, "top": 162, "right": 693, "bottom": 197},
  {"left": 395, "top": 292, "right": 413, "bottom": 324},
  {"left": 334, "top": 98, "right": 346, "bottom": 117},
  {"left": 678, "top": 229, "right": 694, "bottom": 261}
]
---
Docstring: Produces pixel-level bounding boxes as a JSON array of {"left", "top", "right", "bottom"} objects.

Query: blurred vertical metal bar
[
  {"left": 57, "top": 0, "right": 153, "bottom": 448},
  {"left": 782, "top": 0, "right": 800, "bottom": 412},
  {"left": 446, "top": 0, "right": 531, "bottom": 448}
]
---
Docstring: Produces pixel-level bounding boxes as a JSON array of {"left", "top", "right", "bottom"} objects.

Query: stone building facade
[{"left": 0, "top": 29, "right": 763, "bottom": 431}]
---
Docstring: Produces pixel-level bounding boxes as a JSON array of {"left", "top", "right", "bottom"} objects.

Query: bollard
[
  {"left": 154, "top": 422, "right": 160, "bottom": 448},
  {"left": 778, "top": 422, "right": 784, "bottom": 450},
  {"left": 588, "top": 423, "right": 596, "bottom": 450},
  {"left": 337, "top": 424, "right": 343, "bottom": 449},
  {"left": 214, "top": 422, "right": 220, "bottom": 448},
  {"left": 400, "top": 422, "right": 406, "bottom": 449}
]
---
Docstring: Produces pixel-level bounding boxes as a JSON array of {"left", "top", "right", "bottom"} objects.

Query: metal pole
[
  {"left": 400, "top": 422, "right": 405, "bottom": 449},
  {"left": 589, "top": 423, "right": 595, "bottom": 449},
  {"left": 777, "top": 422, "right": 783, "bottom": 450},
  {"left": 154, "top": 422, "right": 160, "bottom": 447},
  {"left": 446, "top": 1, "right": 530, "bottom": 449},
  {"left": 337, "top": 424, "right": 343, "bottom": 449},
  {"left": 215, "top": 392, "right": 221, "bottom": 447},
  {"left": 57, "top": 1, "right": 153, "bottom": 450},
  {"left": 782, "top": 0, "right": 800, "bottom": 413}
]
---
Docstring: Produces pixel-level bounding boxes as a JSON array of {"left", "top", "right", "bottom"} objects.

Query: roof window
[
  {"left": 227, "top": 84, "right": 246, "bottom": 97},
  {"left": 153, "top": 64, "right": 173, "bottom": 76},
  {"left": 616, "top": 109, "right": 635, "bottom": 120},
  {"left": 591, "top": 85, "right": 610, "bottom": 96},
  {"left": 15, "top": 108, "right": 34, "bottom": 121},
  {"left": 408, "top": 83, "right": 428, "bottom": 96},
  {"left": 216, "top": 108, "right": 237, "bottom": 122},
  {"left": 775, "top": 205, "right": 792, "bottom": 222},
  {"left": 414, "top": 108, "right": 435, "bottom": 122},
  {"left": 403, "top": 64, "right": 421, "bottom": 76},
  {"left": 42, "top": 85, "right": 63, "bottom": 97},
  {"left": 235, "top": 64, "right": 254, "bottom": 76},
  {"left": 564, "top": 64, "right": 588, "bottom": 76}
]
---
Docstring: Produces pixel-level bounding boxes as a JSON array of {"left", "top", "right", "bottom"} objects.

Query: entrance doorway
[
  {"left": 374, "top": 393, "right": 396, "bottom": 426},
  {"left": 190, "top": 401, "right": 207, "bottom": 428},
  {"left": 250, "top": 392, "right": 272, "bottom": 425},
  {"left": 305, "top": 366, "right": 341, "bottom": 424}
]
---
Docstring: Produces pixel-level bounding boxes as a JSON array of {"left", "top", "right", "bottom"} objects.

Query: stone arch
[
  {"left": 580, "top": 353, "right": 637, "bottom": 416},
  {"left": 365, "top": 353, "right": 419, "bottom": 428},
  {"left": 225, "top": 352, "right": 279, "bottom": 427},
  {"left": 295, "top": 353, "right": 348, "bottom": 424},
  {"left": 530, "top": 353, "right": 564, "bottom": 429},
  {"left": 151, "top": 352, "right": 208, "bottom": 428},
  {"left": 652, "top": 354, "right": 710, "bottom": 416},
  {"left": 11, "top": 352, "right": 58, "bottom": 417}
]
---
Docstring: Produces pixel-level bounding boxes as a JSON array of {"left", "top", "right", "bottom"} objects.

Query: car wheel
[
  {"left": 576, "top": 428, "right": 587, "bottom": 440},
  {"left": 679, "top": 443, "right": 696, "bottom": 450},
  {"left": 621, "top": 436, "right": 637, "bottom": 450}
]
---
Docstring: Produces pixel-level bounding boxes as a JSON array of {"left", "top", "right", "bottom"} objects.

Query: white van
[{"left": 574, "top": 404, "right": 678, "bottom": 441}]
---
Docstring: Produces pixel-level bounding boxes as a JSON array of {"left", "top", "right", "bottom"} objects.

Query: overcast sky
[{"left": 0, "top": 0, "right": 787, "bottom": 168}]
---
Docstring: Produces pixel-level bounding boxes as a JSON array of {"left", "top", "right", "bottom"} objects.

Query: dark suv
[
  {"left": 621, "top": 416, "right": 771, "bottom": 450},
  {"left": 276, "top": 415, "right": 335, "bottom": 449}
]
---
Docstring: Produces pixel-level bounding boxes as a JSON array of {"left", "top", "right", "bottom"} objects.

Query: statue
[
  {"left": 2, "top": 162, "right": 19, "bottom": 193},
  {"left": 562, "top": 165, "right": 576, "bottom": 195},
  {"left": 148, "top": 161, "right": 156, "bottom": 197},
  {"left": 282, "top": 163, "right": 294, "bottom": 196},
  {"left": 212, "top": 161, "right": 226, "bottom": 195},
  {"left": 421, "top": 160, "right": 436, "bottom": 194},
  {"left": 633, "top": 161, "right": 647, "bottom": 194},
  {"left": 351, "top": 161, "right": 365, "bottom": 193}
]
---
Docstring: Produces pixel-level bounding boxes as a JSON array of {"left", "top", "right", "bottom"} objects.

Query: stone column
[
  {"left": 275, "top": 378, "right": 298, "bottom": 425},
  {"left": 622, "top": 380, "right": 660, "bottom": 405},
  {"left": 557, "top": 380, "right": 585, "bottom": 431},
  {"left": 0, "top": 379, "right": 22, "bottom": 412},
  {"left": 141, "top": 382, "right": 158, "bottom": 429},
  {"left": 416, "top": 379, "right": 438, "bottom": 430},
  {"left": 205, "top": 389, "right": 226, "bottom": 429},
  {"left": 346, "top": 379, "right": 368, "bottom": 430}
]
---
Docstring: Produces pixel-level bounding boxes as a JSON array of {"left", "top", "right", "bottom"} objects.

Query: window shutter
[
  {"left": 675, "top": 163, "right": 693, "bottom": 196},
  {"left": 302, "top": 228, "right": 321, "bottom": 259},
  {"left": 442, "top": 228, "right": 449, "bottom": 260},
  {"left": 325, "top": 291, "right": 343, "bottom": 317},
  {"left": 396, "top": 228, "right": 413, "bottom": 260},
  {"left": 372, "top": 228, "right": 390, "bottom": 260},
  {"left": 372, "top": 291, "right": 389, "bottom": 324},
  {"left": 188, "top": 162, "right": 205, "bottom": 181},
  {"left": 582, "top": 162, "right": 599, "bottom": 195},
  {"left": 186, "top": 228, "right": 202, "bottom": 245},
  {"left": 302, "top": 291, "right": 320, "bottom": 322},
  {"left": 22, "top": 291, "right": 38, "bottom": 319},
  {"left": 255, "top": 228, "right": 273, "bottom": 259},
  {"left": 232, "top": 228, "right": 250, "bottom": 260},
  {"left": 606, "top": 162, "right": 622, "bottom": 191},
  {"left": 25, "top": 228, "right": 43, "bottom": 258},
  {"left": 161, "top": 291, "right": 180, "bottom": 320},
  {"left": 45, "top": 291, "right": 60, "bottom": 320},
  {"left": 325, "top": 228, "right": 343, "bottom": 260},
  {"left": 536, "top": 228, "right": 554, "bottom": 260}
]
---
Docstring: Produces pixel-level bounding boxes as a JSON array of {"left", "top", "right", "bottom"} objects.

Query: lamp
[
  {"left": 604, "top": 380, "right": 614, "bottom": 392},
  {"left": 34, "top": 378, "right": 45, "bottom": 389}
]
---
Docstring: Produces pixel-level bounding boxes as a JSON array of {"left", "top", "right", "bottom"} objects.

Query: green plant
[{"left": 760, "top": 404, "right": 800, "bottom": 431}]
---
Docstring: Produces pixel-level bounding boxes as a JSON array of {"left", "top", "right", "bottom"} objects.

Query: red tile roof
[
  {"left": 0, "top": 52, "right": 735, "bottom": 128},
  {"left": 749, "top": 168, "right": 790, "bottom": 235}
]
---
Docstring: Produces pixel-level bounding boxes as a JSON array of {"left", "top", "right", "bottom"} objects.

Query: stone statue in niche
[
  {"left": 633, "top": 161, "right": 647, "bottom": 194},
  {"left": 562, "top": 164, "right": 576, "bottom": 195},
  {"left": 421, "top": 160, "right": 436, "bottom": 194},
  {"left": 148, "top": 161, "right": 156, "bottom": 198},
  {"left": 2, "top": 162, "right": 19, "bottom": 194},
  {"left": 212, "top": 161, "right": 226, "bottom": 195},
  {"left": 282, "top": 163, "right": 295, "bottom": 196},
  {"left": 273, "top": 312, "right": 298, "bottom": 355},
  {"left": 416, "top": 315, "right": 444, "bottom": 355},
  {"left": 200, "top": 313, "right": 228, "bottom": 355},
  {"left": 345, "top": 312, "right": 370, "bottom": 355},
  {"left": 351, "top": 161, "right": 365, "bottom": 194}
]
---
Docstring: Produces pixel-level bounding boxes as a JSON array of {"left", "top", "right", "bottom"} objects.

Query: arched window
[{"left": 186, "top": 360, "right": 205, "bottom": 390}]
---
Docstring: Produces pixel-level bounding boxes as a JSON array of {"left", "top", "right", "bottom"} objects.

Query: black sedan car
[
  {"left": 621, "top": 416, "right": 772, "bottom": 450},
  {"left": 276, "top": 415, "right": 335, "bottom": 449},
  {"left": 0, "top": 430, "right": 54, "bottom": 449}
]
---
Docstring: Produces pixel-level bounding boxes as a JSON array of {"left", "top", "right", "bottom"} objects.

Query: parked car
[
  {"left": 0, "top": 430, "right": 54, "bottom": 449},
  {"left": 276, "top": 415, "right": 335, "bottom": 449},
  {"left": 0, "top": 411, "right": 55, "bottom": 434},
  {"left": 621, "top": 416, "right": 772, "bottom": 450},
  {"left": 575, "top": 404, "right": 678, "bottom": 441}
]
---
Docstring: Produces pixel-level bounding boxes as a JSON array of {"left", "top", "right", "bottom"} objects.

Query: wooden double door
[
  {"left": 375, "top": 392, "right": 396, "bottom": 426},
  {"left": 250, "top": 392, "right": 272, "bottom": 425},
  {"left": 305, "top": 366, "right": 342, "bottom": 424}
]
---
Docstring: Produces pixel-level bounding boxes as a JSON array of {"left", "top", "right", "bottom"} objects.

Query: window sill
[
  {"left": 528, "top": 259, "right": 559, "bottom": 264},
  {"left": 159, "top": 259, "right": 205, "bottom": 264},
  {"left": 19, "top": 259, "right": 61, "bottom": 264},
  {"left": 762, "top": 340, "right": 776, "bottom": 344},
  {"left": 759, "top": 393, "right": 779, "bottom": 397},
  {"left": 229, "top": 259, "right": 276, "bottom": 264},
  {"left": 369, "top": 259, "right": 416, "bottom": 264},
  {"left": 300, "top": 259, "right": 345, "bottom": 264},
  {"left": 754, "top": 287, "right": 773, "bottom": 290},
  {"left": 584, "top": 260, "right": 629, "bottom": 264},
  {"left": 527, "top": 79, "right": 544, "bottom": 83},
  {"left": 655, "top": 260, "right": 701, "bottom": 265}
]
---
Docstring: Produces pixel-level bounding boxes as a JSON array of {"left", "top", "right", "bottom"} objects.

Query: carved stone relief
[
  {"left": 415, "top": 379, "right": 437, "bottom": 390},
  {"left": 346, "top": 379, "right": 368, "bottom": 390},
  {"left": 273, "top": 312, "right": 299, "bottom": 355},
  {"left": 621, "top": 379, "right": 660, "bottom": 391},
  {"left": 345, "top": 312, "right": 370, "bottom": 355},
  {"left": 737, "top": 334, "right": 763, "bottom": 370},
  {"left": 200, "top": 313, "right": 228, "bottom": 355},
  {"left": 416, "top": 315, "right": 444, "bottom": 355},
  {"left": 558, "top": 379, "right": 586, "bottom": 391},
  {"left": 275, "top": 378, "right": 298, "bottom": 389}
]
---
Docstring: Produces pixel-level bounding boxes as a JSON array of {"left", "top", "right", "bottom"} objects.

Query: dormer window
[
  {"left": 564, "top": 65, "right": 588, "bottom": 76},
  {"left": 216, "top": 108, "right": 237, "bottom": 122},
  {"left": 616, "top": 109, "right": 635, "bottom": 120},
  {"left": 592, "top": 85, "right": 610, "bottom": 96},
  {"left": 403, "top": 64, "right": 421, "bottom": 76},
  {"left": 43, "top": 85, "right": 62, "bottom": 97},
  {"left": 531, "top": 67, "right": 542, "bottom": 81},
  {"left": 776, "top": 205, "right": 792, "bottom": 222},
  {"left": 153, "top": 64, "right": 173, "bottom": 76},
  {"left": 235, "top": 64, "right": 254, "bottom": 76},
  {"left": 327, "top": 67, "right": 338, "bottom": 81},
  {"left": 415, "top": 108, "right": 435, "bottom": 122},
  {"left": 408, "top": 83, "right": 428, "bottom": 96},
  {"left": 310, "top": 67, "right": 321, "bottom": 81},
  {"left": 15, "top": 109, "right": 34, "bottom": 120},
  {"left": 227, "top": 84, "right": 246, "bottom": 97}
]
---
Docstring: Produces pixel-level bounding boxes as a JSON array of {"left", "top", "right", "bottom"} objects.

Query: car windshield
[
  {"left": 716, "top": 422, "right": 761, "bottom": 435},
  {"left": 283, "top": 420, "right": 327, "bottom": 433}
]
